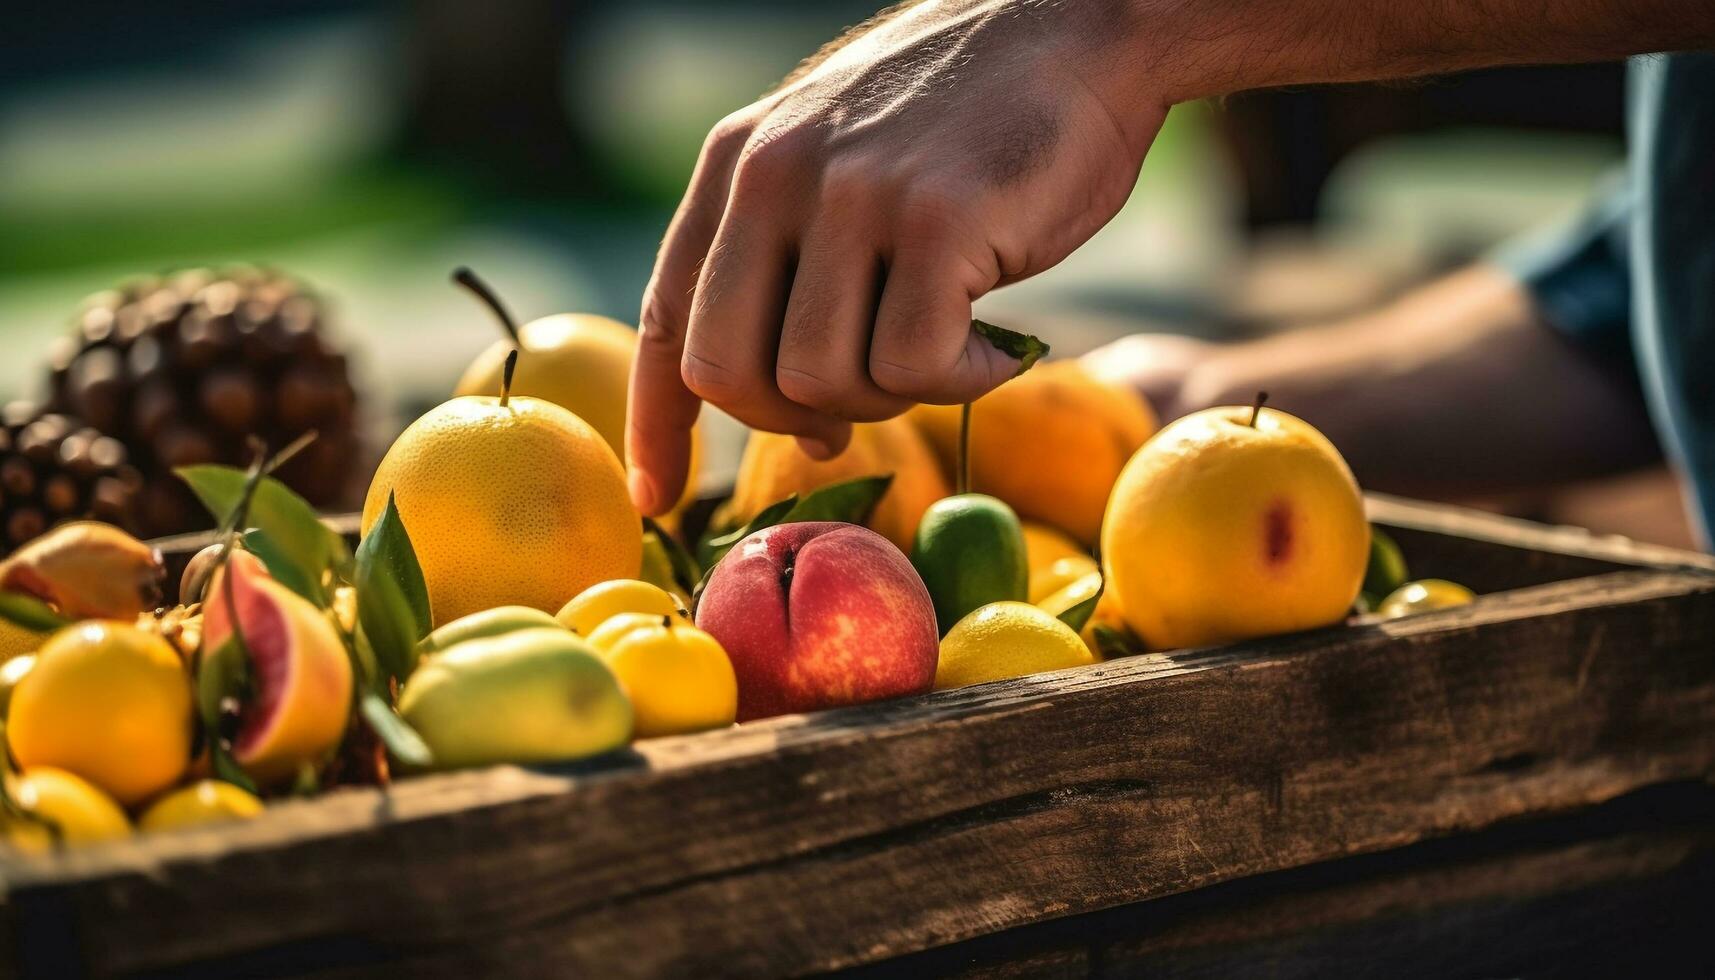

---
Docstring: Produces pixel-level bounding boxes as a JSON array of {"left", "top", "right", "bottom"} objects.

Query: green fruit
[
  {"left": 399, "top": 627, "right": 632, "bottom": 768},
  {"left": 1377, "top": 579, "right": 1475, "bottom": 619},
  {"left": 910, "top": 494, "right": 1029, "bottom": 635},
  {"left": 417, "top": 606, "right": 563, "bottom": 655},
  {"left": 1359, "top": 527, "right": 1410, "bottom": 609}
]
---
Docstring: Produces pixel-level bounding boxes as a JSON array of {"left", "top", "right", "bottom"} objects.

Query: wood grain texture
[
  {"left": 1, "top": 567, "right": 1711, "bottom": 978},
  {"left": 849, "top": 783, "right": 1715, "bottom": 978}
]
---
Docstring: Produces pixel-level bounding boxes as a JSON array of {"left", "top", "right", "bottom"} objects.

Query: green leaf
[
  {"left": 641, "top": 516, "right": 700, "bottom": 601},
  {"left": 697, "top": 493, "right": 797, "bottom": 572},
  {"left": 196, "top": 638, "right": 253, "bottom": 736},
  {"left": 0, "top": 592, "right": 69, "bottom": 634},
  {"left": 196, "top": 637, "right": 260, "bottom": 796},
  {"left": 354, "top": 493, "right": 432, "bottom": 686},
  {"left": 1090, "top": 623, "right": 1146, "bottom": 660},
  {"left": 242, "top": 529, "right": 324, "bottom": 604},
  {"left": 1054, "top": 576, "right": 1105, "bottom": 633},
  {"left": 211, "top": 745, "right": 259, "bottom": 795},
  {"left": 783, "top": 474, "right": 893, "bottom": 525},
  {"left": 179, "top": 465, "right": 348, "bottom": 592},
  {"left": 362, "top": 692, "right": 433, "bottom": 768},
  {"left": 972, "top": 319, "right": 1050, "bottom": 376}
]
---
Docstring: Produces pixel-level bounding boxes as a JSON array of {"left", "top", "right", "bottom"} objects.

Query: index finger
[{"left": 626, "top": 120, "right": 747, "bottom": 516}]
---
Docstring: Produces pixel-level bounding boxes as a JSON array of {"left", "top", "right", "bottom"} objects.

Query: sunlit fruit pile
[{"left": 0, "top": 270, "right": 1475, "bottom": 852}]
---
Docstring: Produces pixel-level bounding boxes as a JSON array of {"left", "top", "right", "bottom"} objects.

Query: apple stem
[
  {"left": 661, "top": 615, "right": 673, "bottom": 629},
  {"left": 1248, "top": 390, "right": 1269, "bottom": 428},
  {"left": 452, "top": 267, "right": 522, "bottom": 346},
  {"left": 957, "top": 402, "right": 973, "bottom": 496},
  {"left": 500, "top": 349, "right": 519, "bottom": 408}
]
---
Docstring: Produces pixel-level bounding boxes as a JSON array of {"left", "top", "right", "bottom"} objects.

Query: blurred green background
[{"left": 3, "top": 0, "right": 1641, "bottom": 522}]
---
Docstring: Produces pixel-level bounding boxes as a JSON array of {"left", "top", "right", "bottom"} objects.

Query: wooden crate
[{"left": 1, "top": 494, "right": 1711, "bottom": 978}]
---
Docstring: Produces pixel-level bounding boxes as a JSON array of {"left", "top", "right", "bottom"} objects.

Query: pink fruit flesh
[{"left": 202, "top": 555, "right": 299, "bottom": 758}]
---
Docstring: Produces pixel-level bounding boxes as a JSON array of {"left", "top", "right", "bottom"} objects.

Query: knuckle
[
  {"left": 701, "top": 112, "right": 755, "bottom": 163},
  {"left": 894, "top": 183, "right": 979, "bottom": 244},
  {"left": 732, "top": 125, "right": 814, "bottom": 196},
  {"left": 775, "top": 365, "right": 841, "bottom": 412},
  {"left": 637, "top": 290, "right": 688, "bottom": 352},
  {"left": 680, "top": 351, "right": 751, "bottom": 406},
  {"left": 869, "top": 357, "right": 940, "bottom": 400}
]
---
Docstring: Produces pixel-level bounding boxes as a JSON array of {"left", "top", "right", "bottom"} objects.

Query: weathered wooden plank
[
  {"left": 849, "top": 783, "right": 1715, "bottom": 978},
  {"left": 1366, "top": 492, "right": 1715, "bottom": 593},
  {"left": 1, "top": 568, "right": 1711, "bottom": 977}
]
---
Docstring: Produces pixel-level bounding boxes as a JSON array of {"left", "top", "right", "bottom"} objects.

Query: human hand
[{"left": 625, "top": 0, "right": 1166, "bottom": 514}]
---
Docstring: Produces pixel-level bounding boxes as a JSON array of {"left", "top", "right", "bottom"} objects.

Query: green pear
[
  {"left": 399, "top": 627, "right": 632, "bottom": 768},
  {"left": 417, "top": 605, "right": 563, "bottom": 656}
]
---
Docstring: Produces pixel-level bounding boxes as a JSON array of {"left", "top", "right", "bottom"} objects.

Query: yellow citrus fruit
[
  {"left": 138, "top": 780, "right": 265, "bottom": 833},
  {"left": 2, "top": 767, "right": 130, "bottom": 852},
  {"left": 363, "top": 393, "right": 642, "bottom": 626},
  {"left": 202, "top": 553, "right": 354, "bottom": 787},
  {"left": 556, "top": 579, "right": 683, "bottom": 635},
  {"left": 585, "top": 611, "right": 689, "bottom": 653},
  {"left": 0, "top": 653, "right": 36, "bottom": 717},
  {"left": 1029, "top": 555, "right": 1100, "bottom": 604},
  {"left": 1021, "top": 521, "right": 1086, "bottom": 575},
  {"left": 1037, "top": 570, "right": 1103, "bottom": 622},
  {"left": 455, "top": 313, "right": 703, "bottom": 515},
  {"left": 1378, "top": 579, "right": 1475, "bottom": 619},
  {"left": 594, "top": 616, "right": 737, "bottom": 738},
  {"left": 727, "top": 416, "right": 948, "bottom": 551},
  {"left": 8, "top": 621, "right": 192, "bottom": 807},
  {"left": 1102, "top": 404, "right": 1368, "bottom": 650},
  {"left": 909, "top": 360, "right": 1157, "bottom": 545},
  {"left": 935, "top": 601, "right": 1096, "bottom": 690}
]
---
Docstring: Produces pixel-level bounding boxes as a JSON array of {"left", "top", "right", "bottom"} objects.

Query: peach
[{"left": 695, "top": 522, "right": 938, "bottom": 721}]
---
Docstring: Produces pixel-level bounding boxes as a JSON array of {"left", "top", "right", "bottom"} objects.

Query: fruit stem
[
  {"left": 957, "top": 402, "right": 972, "bottom": 496},
  {"left": 1248, "top": 391, "right": 1269, "bottom": 428},
  {"left": 452, "top": 267, "right": 522, "bottom": 346},
  {"left": 500, "top": 349, "right": 519, "bottom": 408}
]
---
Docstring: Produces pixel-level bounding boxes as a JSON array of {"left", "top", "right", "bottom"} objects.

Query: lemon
[
  {"left": 454, "top": 312, "right": 704, "bottom": 514},
  {"left": 586, "top": 612, "right": 689, "bottom": 654},
  {"left": 3, "top": 767, "right": 130, "bottom": 852},
  {"left": 9, "top": 621, "right": 193, "bottom": 806},
  {"left": 1378, "top": 579, "right": 1475, "bottom": 619},
  {"left": 362, "top": 393, "right": 642, "bottom": 626},
  {"left": 593, "top": 616, "right": 737, "bottom": 737},
  {"left": 1037, "top": 570, "right": 1103, "bottom": 622},
  {"left": 139, "top": 780, "right": 265, "bottom": 833},
  {"left": 935, "top": 601, "right": 1096, "bottom": 690},
  {"left": 0, "top": 654, "right": 36, "bottom": 717},
  {"left": 1029, "top": 555, "right": 1100, "bottom": 604},
  {"left": 557, "top": 579, "right": 684, "bottom": 636},
  {"left": 1102, "top": 404, "right": 1368, "bottom": 650}
]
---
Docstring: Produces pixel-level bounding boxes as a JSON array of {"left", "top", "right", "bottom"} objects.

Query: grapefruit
[{"left": 203, "top": 552, "right": 353, "bottom": 786}]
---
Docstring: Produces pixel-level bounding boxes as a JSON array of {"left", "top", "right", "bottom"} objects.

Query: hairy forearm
[
  {"left": 1132, "top": 0, "right": 1715, "bottom": 103},
  {"left": 1175, "top": 266, "right": 1661, "bottom": 497}
]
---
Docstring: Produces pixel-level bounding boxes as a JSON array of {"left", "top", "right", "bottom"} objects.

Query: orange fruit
[
  {"left": 908, "top": 360, "right": 1157, "bottom": 546},
  {"left": 726, "top": 416, "right": 948, "bottom": 552},
  {"left": 8, "top": 621, "right": 193, "bottom": 806},
  {"left": 1021, "top": 521, "right": 1086, "bottom": 574},
  {"left": 1102, "top": 404, "right": 1368, "bottom": 650},
  {"left": 454, "top": 312, "right": 703, "bottom": 514},
  {"left": 203, "top": 553, "right": 354, "bottom": 786},
  {"left": 2, "top": 767, "right": 130, "bottom": 852},
  {"left": 363, "top": 393, "right": 642, "bottom": 626}
]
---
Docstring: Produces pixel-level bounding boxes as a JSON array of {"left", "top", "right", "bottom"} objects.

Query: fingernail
[
  {"left": 797, "top": 436, "right": 835, "bottom": 461},
  {"left": 628, "top": 469, "right": 659, "bottom": 514}
]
